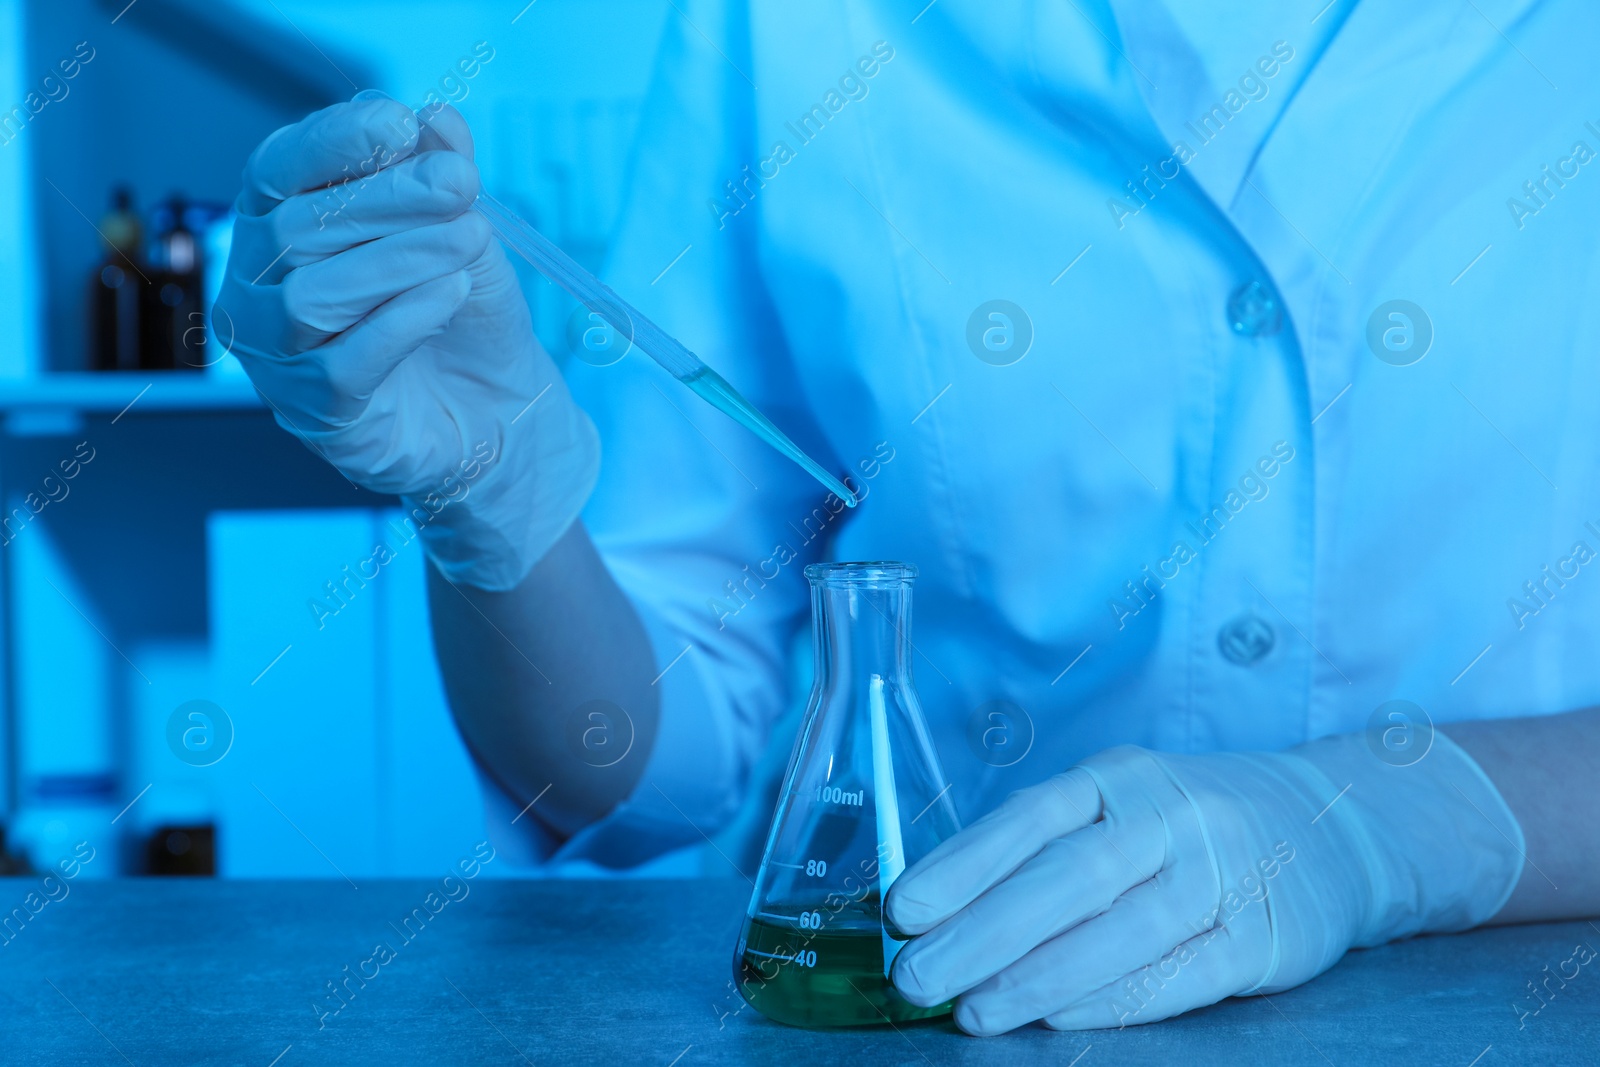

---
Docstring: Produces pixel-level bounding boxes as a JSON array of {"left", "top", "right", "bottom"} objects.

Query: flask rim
[{"left": 803, "top": 560, "right": 917, "bottom": 585}]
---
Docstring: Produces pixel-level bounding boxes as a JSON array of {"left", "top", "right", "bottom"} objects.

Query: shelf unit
[
  {"left": 0, "top": 372, "right": 262, "bottom": 417},
  {"left": 3, "top": 0, "right": 673, "bottom": 878}
]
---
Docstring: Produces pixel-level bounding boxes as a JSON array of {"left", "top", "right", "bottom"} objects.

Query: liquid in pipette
[
  {"left": 461, "top": 179, "right": 860, "bottom": 507},
  {"left": 681, "top": 366, "right": 858, "bottom": 507}
]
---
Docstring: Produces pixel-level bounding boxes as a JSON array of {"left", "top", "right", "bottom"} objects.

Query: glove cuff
[
  {"left": 404, "top": 394, "right": 601, "bottom": 592},
  {"left": 1290, "top": 728, "right": 1526, "bottom": 948}
]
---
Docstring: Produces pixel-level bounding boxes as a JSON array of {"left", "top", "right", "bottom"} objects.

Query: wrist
[
  {"left": 1290, "top": 729, "right": 1526, "bottom": 945},
  {"left": 409, "top": 392, "right": 600, "bottom": 592}
]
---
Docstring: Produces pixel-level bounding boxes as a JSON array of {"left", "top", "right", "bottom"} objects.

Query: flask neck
[{"left": 811, "top": 581, "right": 914, "bottom": 685}]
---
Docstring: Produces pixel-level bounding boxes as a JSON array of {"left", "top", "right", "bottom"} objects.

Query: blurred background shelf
[
  {"left": 0, "top": 371, "right": 262, "bottom": 418},
  {"left": 0, "top": 0, "right": 683, "bottom": 880}
]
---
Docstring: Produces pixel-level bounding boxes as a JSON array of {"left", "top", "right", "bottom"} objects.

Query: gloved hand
[
  {"left": 886, "top": 731, "right": 1525, "bottom": 1034},
  {"left": 217, "top": 92, "right": 599, "bottom": 590}
]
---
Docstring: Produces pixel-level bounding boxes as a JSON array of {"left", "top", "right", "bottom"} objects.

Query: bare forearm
[
  {"left": 1445, "top": 706, "right": 1600, "bottom": 924},
  {"left": 426, "top": 520, "right": 659, "bottom": 840}
]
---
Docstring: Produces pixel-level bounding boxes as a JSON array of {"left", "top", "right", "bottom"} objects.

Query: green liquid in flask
[{"left": 735, "top": 906, "right": 951, "bottom": 1028}]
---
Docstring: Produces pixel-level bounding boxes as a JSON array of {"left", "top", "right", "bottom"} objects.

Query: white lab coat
[{"left": 487, "top": 0, "right": 1600, "bottom": 867}]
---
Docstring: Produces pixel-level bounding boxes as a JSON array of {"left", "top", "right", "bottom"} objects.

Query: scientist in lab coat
[{"left": 218, "top": 0, "right": 1600, "bottom": 1035}]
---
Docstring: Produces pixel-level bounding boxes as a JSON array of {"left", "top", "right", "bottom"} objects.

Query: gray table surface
[{"left": 1, "top": 877, "right": 1595, "bottom": 1066}]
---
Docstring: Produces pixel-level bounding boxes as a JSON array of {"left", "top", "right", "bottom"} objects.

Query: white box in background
[{"left": 207, "top": 509, "right": 484, "bottom": 878}]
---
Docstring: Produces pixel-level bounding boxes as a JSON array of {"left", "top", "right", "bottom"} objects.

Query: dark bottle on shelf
[
  {"left": 90, "top": 185, "right": 145, "bottom": 372},
  {"left": 140, "top": 193, "right": 205, "bottom": 371}
]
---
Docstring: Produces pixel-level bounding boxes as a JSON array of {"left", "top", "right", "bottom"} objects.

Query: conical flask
[{"left": 734, "top": 561, "right": 961, "bottom": 1028}]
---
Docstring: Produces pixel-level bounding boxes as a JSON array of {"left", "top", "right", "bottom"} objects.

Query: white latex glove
[
  {"left": 886, "top": 732, "right": 1525, "bottom": 1035},
  {"left": 217, "top": 92, "right": 598, "bottom": 590}
]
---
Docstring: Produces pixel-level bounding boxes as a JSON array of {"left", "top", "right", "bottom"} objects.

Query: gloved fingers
[
  {"left": 887, "top": 768, "right": 1103, "bottom": 935},
  {"left": 417, "top": 103, "right": 475, "bottom": 157},
  {"left": 1041, "top": 921, "right": 1257, "bottom": 1031},
  {"left": 233, "top": 150, "right": 483, "bottom": 276},
  {"left": 245, "top": 270, "right": 473, "bottom": 429},
  {"left": 239, "top": 96, "right": 421, "bottom": 217},
  {"left": 280, "top": 213, "right": 491, "bottom": 347},
  {"left": 949, "top": 871, "right": 1220, "bottom": 1035},
  {"left": 892, "top": 819, "right": 1165, "bottom": 1008},
  {"left": 348, "top": 91, "right": 474, "bottom": 159}
]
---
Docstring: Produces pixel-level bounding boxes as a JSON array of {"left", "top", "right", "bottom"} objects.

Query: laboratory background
[
  {"left": 1, "top": 0, "right": 1597, "bottom": 1063},
  {"left": 0, "top": 0, "right": 723, "bottom": 882}
]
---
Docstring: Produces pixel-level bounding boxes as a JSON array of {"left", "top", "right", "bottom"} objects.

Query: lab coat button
[
  {"left": 1218, "top": 614, "right": 1275, "bottom": 666},
  {"left": 1227, "top": 281, "right": 1282, "bottom": 337}
]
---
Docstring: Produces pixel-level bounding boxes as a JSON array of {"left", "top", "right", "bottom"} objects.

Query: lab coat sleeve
[{"left": 479, "top": 0, "right": 841, "bottom": 870}]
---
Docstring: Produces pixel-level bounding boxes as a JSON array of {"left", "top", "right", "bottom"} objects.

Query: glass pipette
[{"left": 470, "top": 192, "right": 859, "bottom": 507}]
